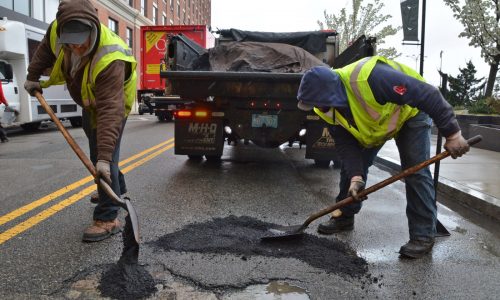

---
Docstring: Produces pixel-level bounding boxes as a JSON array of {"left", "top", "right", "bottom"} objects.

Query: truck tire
[
  {"left": 205, "top": 155, "right": 222, "bottom": 162},
  {"left": 69, "top": 117, "right": 83, "bottom": 128},
  {"left": 314, "top": 159, "right": 331, "bottom": 168},
  {"left": 187, "top": 155, "right": 203, "bottom": 160},
  {"left": 21, "top": 122, "right": 41, "bottom": 131}
]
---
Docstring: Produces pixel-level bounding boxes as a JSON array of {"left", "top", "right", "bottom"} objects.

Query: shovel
[
  {"left": 34, "top": 92, "right": 140, "bottom": 244},
  {"left": 261, "top": 135, "right": 483, "bottom": 241}
]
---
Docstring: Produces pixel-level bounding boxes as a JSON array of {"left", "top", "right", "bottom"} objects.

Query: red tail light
[{"left": 176, "top": 110, "right": 192, "bottom": 118}]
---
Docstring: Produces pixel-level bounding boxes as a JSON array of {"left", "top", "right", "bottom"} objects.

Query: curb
[{"left": 374, "top": 156, "right": 500, "bottom": 223}]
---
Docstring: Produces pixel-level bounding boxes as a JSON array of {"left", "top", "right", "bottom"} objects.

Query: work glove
[
  {"left": 349, "top": 176, "right": 367, "bottom": 202},
  {"left": 444, "top": 130, "right": 469, "bottom": 159},
  {"left": 95, "top": 160, "right": 112, "bottom": 186},
  {"left": 24, "top": 80, "right": 42, "bottom": 96}
]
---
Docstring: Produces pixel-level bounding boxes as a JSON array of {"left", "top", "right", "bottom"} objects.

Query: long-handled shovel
[
  {"left": 34, "top": 92, "right": 140, "bottom": 244},
  {"left": 262, "top": 135, "right": 483, "bottom": 241}
]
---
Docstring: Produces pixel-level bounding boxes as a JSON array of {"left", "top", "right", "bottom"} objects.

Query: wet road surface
[{"left": 0, "top": 115, "right": 499, "bottom": 299}]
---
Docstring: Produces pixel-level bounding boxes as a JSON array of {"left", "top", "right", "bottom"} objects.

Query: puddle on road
[
  {"left": 228, "top": 281, "right": 310, "bottom": 299},
  {"left": 151, "top": 215, "right": 368, "bottom": 278}
]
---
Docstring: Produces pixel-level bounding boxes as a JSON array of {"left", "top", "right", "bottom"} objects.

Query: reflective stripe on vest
[
  {"left": 313, "top": 56, "right": 420, "bottom": 148},
  {"left": 39, "top": 21, "right": 137, "bottom": 125}
]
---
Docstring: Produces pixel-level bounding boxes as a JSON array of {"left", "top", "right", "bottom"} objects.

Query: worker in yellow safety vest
[
  {"left": 297, "top": 56, "right": 470, "bottom": 258},
  {"left": 24, "top": 0, "right": 136, "bottom": 243}
]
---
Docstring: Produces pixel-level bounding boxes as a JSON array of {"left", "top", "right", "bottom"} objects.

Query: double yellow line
[{"left": 0, "top": 138, "right": 175, "bottom": 245}]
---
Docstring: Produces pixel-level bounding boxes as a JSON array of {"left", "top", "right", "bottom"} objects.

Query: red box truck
[{"left": 138, "top": 25, "right": 215, "bottom": 121}]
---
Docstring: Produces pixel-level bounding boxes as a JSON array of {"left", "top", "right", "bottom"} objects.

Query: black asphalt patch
[
  {"left": 98, "top": 215, "right": 157, "bottom": 300},
  {"left": 151, "top": 215, "right": 368, "bottom": 278}
]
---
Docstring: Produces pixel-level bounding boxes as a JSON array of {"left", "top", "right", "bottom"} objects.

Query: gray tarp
[{"left": 193, "top": 41, "right": 327, "bottom": 73}]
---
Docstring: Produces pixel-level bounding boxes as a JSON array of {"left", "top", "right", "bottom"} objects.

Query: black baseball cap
[{"left": 58, "top": 20, "right": 91, "bottom": 44}]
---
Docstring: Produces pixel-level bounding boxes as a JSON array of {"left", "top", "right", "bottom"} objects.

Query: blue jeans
[
  {"left": 336, "top": 112, "right": 436, "bottom": 240},
  {"left": 83, "top": 111, "right": 127, "bottom": 221}
]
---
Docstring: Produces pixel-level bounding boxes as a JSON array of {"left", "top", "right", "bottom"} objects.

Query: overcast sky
[{"left": 211, "top": 0, "right": 488, "bottom": 86}]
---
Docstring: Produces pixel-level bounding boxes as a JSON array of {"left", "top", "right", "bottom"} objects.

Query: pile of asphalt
[
  {"left": 152, "top": 215, "right": 368, "bottom": 278},
  {"left": 98, "top": 215, "right": 157, "bottom": 300}
]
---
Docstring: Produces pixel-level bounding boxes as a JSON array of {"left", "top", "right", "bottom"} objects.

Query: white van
[{"left": 0, "top": 17, "right": 82, "bottom": 130}]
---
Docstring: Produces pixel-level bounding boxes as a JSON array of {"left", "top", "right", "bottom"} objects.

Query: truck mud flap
[
  {"left": 305, "top": 121, "right": 339, "bottom": 162},
  {"left": 174, "top": 119, "right": 224, "bottom": 156}
]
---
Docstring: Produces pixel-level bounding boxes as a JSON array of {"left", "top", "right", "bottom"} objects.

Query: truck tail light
[
  {"left": 176, "top": 110, "right": 192, "bottom": 118},
  {"left": 195, "top": 111, "right": 208, "bottom": 117}
]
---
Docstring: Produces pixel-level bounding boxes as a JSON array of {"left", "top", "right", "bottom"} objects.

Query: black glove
[
  {"left": 95, "top": 160, "right": 111, "bottom": 185},
  {"left": 349, "top": 176, "right": 366, "bottom": 202},
  {"left": 24, "top": 80, "right": 42, "bottom": 96}
]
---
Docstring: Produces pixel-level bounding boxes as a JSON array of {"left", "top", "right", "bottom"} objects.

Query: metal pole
[{"left": 419, "top": 0, "right": 426, "bottom": 76}]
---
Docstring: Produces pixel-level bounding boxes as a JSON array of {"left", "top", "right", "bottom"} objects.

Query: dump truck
[
  {"left": 160, "top": 28, "right": 375, "bottom": 166},
  {"left": 0, "top": 18, "right": 82, "bottom": 131},
  {"left": 138, "top": 25, "right": 215, "bottom": 121}
]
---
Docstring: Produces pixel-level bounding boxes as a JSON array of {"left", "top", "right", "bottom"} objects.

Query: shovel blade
[
  {"left": 124, "top": 197, "right": 140, "bottom": 244},
  {"left": 261, "top": 224, "right": 305, "bottom": 241}
]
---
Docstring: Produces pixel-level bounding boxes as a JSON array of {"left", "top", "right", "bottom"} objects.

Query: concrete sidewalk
[{"left": 374, "top": 135, "right": 500, "bottom": 222}]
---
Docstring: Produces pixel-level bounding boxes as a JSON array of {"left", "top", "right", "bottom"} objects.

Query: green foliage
[
  {"left": 467, "top": 98, "right": 495, "bottom": 114},
  {"left": 447, "top": 60, "right": 485, "bottom": 107},
  {"left": 318, "top": 0, "right": 401, "bottom": 59},
  {"left": 443, "top": 0, "right": 500, "bottom": 97}
]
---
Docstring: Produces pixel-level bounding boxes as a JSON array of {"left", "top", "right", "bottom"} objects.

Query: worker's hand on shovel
[
  {"left": 444, "top": 130, "right": 470, "bottom": 159},
  {"left": 349, "top": 176, "right": 367, "bottom": 202},
  {"left": 95, "top": 160, "right": 112, "bottom": 185},
  {"left": 24, "top": 80, "right": 43, "bottom": 97}
]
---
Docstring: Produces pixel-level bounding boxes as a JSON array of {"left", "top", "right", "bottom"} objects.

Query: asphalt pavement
[{"left": 375, "top": 134, "right": 500, "bottom": 223}]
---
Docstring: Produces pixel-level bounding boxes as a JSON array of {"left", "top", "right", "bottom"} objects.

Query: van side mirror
[{"left": 0, "top": 61, "right": 14, "bottom": 80}]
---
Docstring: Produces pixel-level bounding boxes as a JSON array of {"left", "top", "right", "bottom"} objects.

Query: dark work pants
[
  {"left": 335, "top": 112, "right": 436, "bottom": 240},
  {"left": 82, "top": 110, "right": 127, "bottom": 221}
]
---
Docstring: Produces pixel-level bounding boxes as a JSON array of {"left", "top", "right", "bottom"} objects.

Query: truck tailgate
[{"left": 161, "top": 71, "right": 303, "bottom": 99}]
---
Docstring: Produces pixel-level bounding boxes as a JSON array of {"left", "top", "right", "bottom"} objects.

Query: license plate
[{"left": 252, "top": 114, "right": 278, "bottom": 128}]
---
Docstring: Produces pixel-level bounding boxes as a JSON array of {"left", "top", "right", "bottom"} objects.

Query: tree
[
  {"left": 447, "top": 60, "right": 485, "bottom": 107},
  {"left": 443, "top": 0, "right": 500, "bottom": 97},
  {"left": 318, "top": 0, "right": 400, "bottom": 58}
]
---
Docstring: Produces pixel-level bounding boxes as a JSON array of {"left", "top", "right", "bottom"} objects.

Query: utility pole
[{"left": 419, "top": 0, "right": 426, "bottom": 76}]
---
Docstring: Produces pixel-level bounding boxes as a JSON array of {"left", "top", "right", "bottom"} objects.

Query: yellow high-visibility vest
[
  {"left": 40, "top": 20, "right": 137, "bottom": 126},
  {"left": 313, "top": 56, "right": 421, "bottom": 148}
]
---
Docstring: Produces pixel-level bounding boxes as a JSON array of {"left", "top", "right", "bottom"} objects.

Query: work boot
[
  {"left": 89, "top": 192, "right": 99, "bottom": 204},
  {"left": 82, "top": 219, "right": 122, "bottom": 242},
  {"left": 399, "top": 238, "right": 435, "bottom": 259},
  {"left": 317, "top": 215, "right": 354, "bottom": 234}
]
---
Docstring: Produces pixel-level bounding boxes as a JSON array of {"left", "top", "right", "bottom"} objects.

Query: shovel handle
[
  {"left": 302, "top": 135, "right": 483, "bottom": 228},
  {"left": 34, "top": 92, "right": 125, "bottom": 207}
]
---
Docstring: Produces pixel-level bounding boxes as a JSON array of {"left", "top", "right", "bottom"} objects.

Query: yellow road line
[
  {"left": 0, "top": 142, "right": 175, "bottom": 245},
  {"left": 0, "top": 138, "right": 174, "bottom": 227}
]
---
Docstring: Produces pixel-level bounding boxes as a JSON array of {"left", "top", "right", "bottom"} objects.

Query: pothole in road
[{"left": 151, "top": 215, "right": 368, "bottom": 278}]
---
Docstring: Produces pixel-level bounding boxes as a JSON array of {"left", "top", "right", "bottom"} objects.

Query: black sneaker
[
  {"left": 317, "top": 216, "right": 354, "bottom": 234},
  {"left": 399, "top": 238, "right": 435, "bottom": 259}
]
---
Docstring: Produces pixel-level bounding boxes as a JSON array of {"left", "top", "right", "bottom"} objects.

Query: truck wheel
[
  {"left": 205, "top": 155, "right": 222, "bottom": 162},
  {"left": 187, "top": 155, "right": 203, "bottom": 160},
  {"left": 314, "top": 159, "right": 331, "bottom": 168},
  {"left": 21, "top": 122, "right": 41, "bottom": 131},
  {"left": 69, "top": 117, "right": 82, "bottom": 128}
]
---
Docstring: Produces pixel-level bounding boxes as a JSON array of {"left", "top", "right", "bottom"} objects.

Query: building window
[
  {"left": 140, "top": 0, "right": 147, "bottom": 17},
  {"left": 176, "top": 1, "right": 180, "bottom": 19},
  {"left": 170, "top": 0, "right": 173, "bottom": 11},
  {"left": 32, "top": 0, "right": 44, "bottom": 21},
  {"left": 45, "top": 0, "right": 59, "bottom": 22},
  {"left": 129, "top": 0, "right": 134, "bottom": 6},
  {"left": 162, "top": 12, "right": 167, "bottom": 25},
  {"left": 152, "top": 3, "right": 158, "bottom": 24},
  {"left": 14, "top": 0, "right": 30, "bottom": 16},
  {"left": 126, "top": 27, "right": 133, "bottom": 49},
  {"left": 108, "top": 18, "right": 118, "bottom": 34},
  {"left": 0, "top": 0, "right": 13, "bottom": 10}
]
